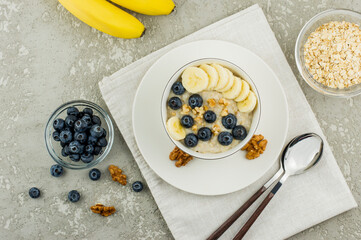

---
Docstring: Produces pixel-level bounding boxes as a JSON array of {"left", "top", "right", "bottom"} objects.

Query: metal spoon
[{"left": 233, "top": 133, "right": 323, "bottom": 239}]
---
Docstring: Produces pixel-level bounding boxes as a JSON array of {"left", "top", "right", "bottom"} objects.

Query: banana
[
  {"left": 166, "top": 116, "right": 186, "bottom": 140},
  {"left": 58, "top": 0, "right": 145, "bottom": 39},
  {"left": 212, "top": 64, "right": 229, "bottom": 91},
  {"left": 199, "top": 64, "right": 219, "bottom": 90},
  {"left": 237, "top": 91, "right": 257, "bottom": 113},
  {"left": 219, "top": 69, "right": 235, "bottom": 92},
  {"left": 235, "top": 80, "right": 250, "bottom": 102},
  {"left": 110, "top": 0, "right": 175, "bottom": 15},
  {"left": 182, "top": 67, "right": 209, "bottom": 93},
  {"left": 223, "top": 77, "right": 242, "bottom": 99}
]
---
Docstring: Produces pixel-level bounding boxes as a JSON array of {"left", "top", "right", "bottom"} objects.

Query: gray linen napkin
[{"left": 99, "top": 4, "right": 357, "bottom": 240}]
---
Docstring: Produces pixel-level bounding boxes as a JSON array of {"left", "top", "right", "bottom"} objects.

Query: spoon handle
[{"left": 232, "top": 181, "right": 284, "bottom": 240}]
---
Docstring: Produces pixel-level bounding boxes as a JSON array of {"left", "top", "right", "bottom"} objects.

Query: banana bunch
[
  {"left": 58, "top": 0, "right": 175, "bottom": 39},
  {"left": 182, "top": 64, "right": 258, "bottom": 113}
]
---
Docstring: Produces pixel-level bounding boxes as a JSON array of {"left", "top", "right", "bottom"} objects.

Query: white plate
[{"left": 133, "top": 40, "right": 289, "bottom": 196}]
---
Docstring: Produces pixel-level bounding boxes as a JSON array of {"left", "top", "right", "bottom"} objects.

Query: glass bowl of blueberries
[{"left": 45, "top": 100, "right": 114, "bottom": 169}]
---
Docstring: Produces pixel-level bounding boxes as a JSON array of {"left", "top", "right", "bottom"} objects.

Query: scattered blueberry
[
  {"left": 92, "top": 115, "right": 101, "bottom": 125},
  {"left": 93, "top": 146, "right": 102, "bottom": 155},
  {"left": 74, "top": 119, "right": 88, "bottom": 132},
  {"left": 171, "top": 82, "right": 185, "bottom": 95},
  {"left": 188, "top": 94, "right": 203, "bottom": 109},
  {"left": 184, "top": 133, "right": 198, "bottom": 147},
  {"left": 53, "top": 118, "right": 65, "bottom": 131},
  {"left": 50, "top": 164, "right": 64, "bottom": 177},
  {"left": 81, "top": 152, "right": 94, "bottom": 163},
  {"left": 87, "top": 136, "right": 98, "bottom": 145},
  {"left": 197, "top": 127, "right": 212, "bottom": 141},
  {"left": 232, "top": 125, "right": 247, "bottom": 140},
  {"left": 68, "top": 190, "right": 80, "bottom": 202},
  {"left": 168, "top": 97, "right": 182, "bottom": 110},
  {"left": 85, "top": 145, "right": 94, "bottom": 154},
  {"left": 83, "top": 107, "right": 93, "bottom": 116},
  {"left": 132, "top": 181, "right": 143, "bottom": 192},
  {"left": 65, "top": 115, "right": 78, "bottom": 128},
  {"left": 69, "top": 141, "right": 83, "bottom": 154},
  {"left": 222, "top": 114, "right": 237, "bottom": 129},
  {"left": 97, "top": 137, "right": 107, "bottom": 147},
  {"left": 218, "top": 132, "right": 233, "bottom": 146},
  {"left": 74, "top": 132, "right": 87, "bottom": 144},
  {"left": 70, "top": 154, "right": 80, "bottom": 162},
  {"left": 90, "top": 125, "right": 104, "bottom": 138},
  {"left": 67, "top": 107, "right": 79, "bottom": 116},
  {"left": 53, "top": 131, "right": 60, "bottom": 141},
  {"left": 89, "top": 168, "right": 101, "bottom": 181},
  {"left": 81, "top": 114, "right": 92, "bottom": 127},
  {"left": 59, "top": 130, "right": 72, "bottom": 143},
  {"left": 181, "top": 115, "right": 194, "bottom": 128},
  {"left": 29, "top": 187, "right": 40, "bottom": 198},
  {"left": 203, "top": 110, "right": 217, "bottom": 123}
]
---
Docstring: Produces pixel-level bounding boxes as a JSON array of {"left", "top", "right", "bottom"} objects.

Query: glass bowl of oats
[
  {"left": 161, "top": 58, "right": 261, "bottom": 160},
  {"left": 295, "top": 9, "right": 361, "bottom": 97}
]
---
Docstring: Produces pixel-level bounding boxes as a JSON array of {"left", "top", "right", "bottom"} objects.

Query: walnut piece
[
  {"left": 220, "top": 108, "right": 228, "bottom": 117},
  {"left": 108, "top": 165, "right": 127, "bottom": 185},
  {"left": 192, "top": 124, "right": 198, "bottom": 132},
  {"left": 212, "top": 124, "right": 221, "bottom": 135},
  {"left": 90, "top": 204, "right": 116, "bottom": 217},
  {"left": 169, "top": 147, "right": 193, "bottom": 167},
  {"left": 207, "top": 98, "right": 216, "bottom": 107},
  {"left": 241, "top": 134, "right": 268, "bottom": 160},
  {"left": 219, "top": 98, "right": 229, "bottom": 106},
  {"left": 181, "top": 104, "right": 191, "bottom": 114}
]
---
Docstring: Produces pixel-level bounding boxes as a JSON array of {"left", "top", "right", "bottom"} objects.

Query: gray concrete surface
[{"left": 0, "top": 0, "right": 360, "bottom": 239}]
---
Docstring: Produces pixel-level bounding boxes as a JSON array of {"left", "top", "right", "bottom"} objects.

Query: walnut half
[
  {"left": 169, "top": 147, "right": 193, "bottom": 167},
  {"left": 241, "top": 134, "right": 268, "bottom": 160}
]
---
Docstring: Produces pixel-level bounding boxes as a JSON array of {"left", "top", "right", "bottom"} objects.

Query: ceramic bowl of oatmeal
[
  {"left": 161, "top": 58, "right": 261, "bottom": 160},
  {"left": 295, "top": 9, "right": 361, "bottom": 97}
]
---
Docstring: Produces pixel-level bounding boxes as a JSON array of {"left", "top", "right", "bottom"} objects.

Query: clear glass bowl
[
  {"left": 45, "top": 100, "right": 114, "bottom": 169},
  {"left": 295, "top": 9, "right": 361, "bottom": 98}
]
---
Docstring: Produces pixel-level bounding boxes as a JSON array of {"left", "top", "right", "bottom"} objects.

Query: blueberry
[
  {"left": 61, "top": 146, "right": 69, "bottom": 157},
  {"left": 53, "top": 131, "right": 60, "bottom": 141},
  {"left": 87, "top": 136, "right": 98, "bottom": 145},
  {"left": 93, "top": 146, "right": 102, "bottom": 155},
  {"left": 101, "top": 129, "right": 107, "bottom": 138},
  {"left": 81, "top": 114, "right": 92, "bottom": 127},
  {"left": 68, "top": 190, "right": 80, "bottom": 202},
  {"left": 188, "top": 94, "right": 203, "bottom": 109},
  {"left": 69, "top": 141, "right": 83, "bottom": 154},
  {"left": 74, "top": 132, "right": 87, "bottom": 144},
  {"left": 59, "top": 130, "right": 72, "bottom": 143},
  {"left": 218, "top": 132, "right": 233, "bottom": 146},
  {"left": 29, "top": 187, "right": 40, "bottom": 198},
  {"left": 53, "top": 118, "right": 65, "bottom": 131},
  {"left": 65, "top": 115, "right": 78, "bottom": 128},
  {"left": 81, "top": 152, "right": 94, "bottom": 163},
  {"left": 89, "top": 168, "right": 101, "bottom": 181},
  {"left": 60, "top": 141, "right": 66, "bottom": 148},
  {"left": 232, "top": 125, "right": 247, "bottom": 140},
  {"left": 92, "top": 115, "right": 101, "bottom": 125},
  {"left": 197, "top": 127, "right": 212, "bottom": 141},
  {"left": 97, "top": 137, "right": 107, "bottom": 147},
  {"left": 168, "top": 97, "right": 182, "bottom": 110},
  {"left": 203, "top": 110, "right": 216, "bottom": 123},
  {"left": 83, "top": 107, "right": 93, "bottom": 116},
  {"left": 222, "top": 114, "right": 237, "bottom": 129},
  {"left": 132, "top": 181, "right": 143, "bottom": 192},
  {"left": 85, "top": 145, "right": 94, "bottom": 154},
  {"left": 50, "top": 164, "right": 64, "bottom": 177},
  {"left": 74, "top": 119, "right": 88, "bottom": 132},
  {"left": 171, "top": 82, "right": 185, "bottom": 95},
  {"left": 67, "top": 107, "right": 79, "bottom": 116},
  {"left": 70, "top": 154, "right": 80, "bottom": 162},
  {"left": 90, "top": 125, "right": 104, "bottom": 138},
  {"left": 184, "top": 133, "right": 198, "bottom": 147},
  {"left": 181, "top": 115, "right": 194, "bottom": 128}
]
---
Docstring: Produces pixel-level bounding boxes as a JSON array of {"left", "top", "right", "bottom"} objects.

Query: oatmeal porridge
[{"left": 165, "top": 63, "right": 257, "bottom": 154}]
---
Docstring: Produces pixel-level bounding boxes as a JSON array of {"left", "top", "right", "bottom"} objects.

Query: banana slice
[
  {"left": 237, "top": 91, "right": 257, "bottom": 113},
  {"left": 223, "top": 77, "right": 242, "bottom": 99},
  {"left": 235, "top": 80, "right": 250, "bottom": 102},
  {"left": 219, "top": 69, "right": 235, "bottom": 92},
  {"left": 212, "top": 64, "right": 229, "bottom": 91},
  {"left": 199, "top": 64, "right": 219, "bottom": 90},
  {"left": 166, "top": 116, "right": 186, "bottom": 140},
  {"left": 182, "top": 67, "right": 209, "bottom": 93}
]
